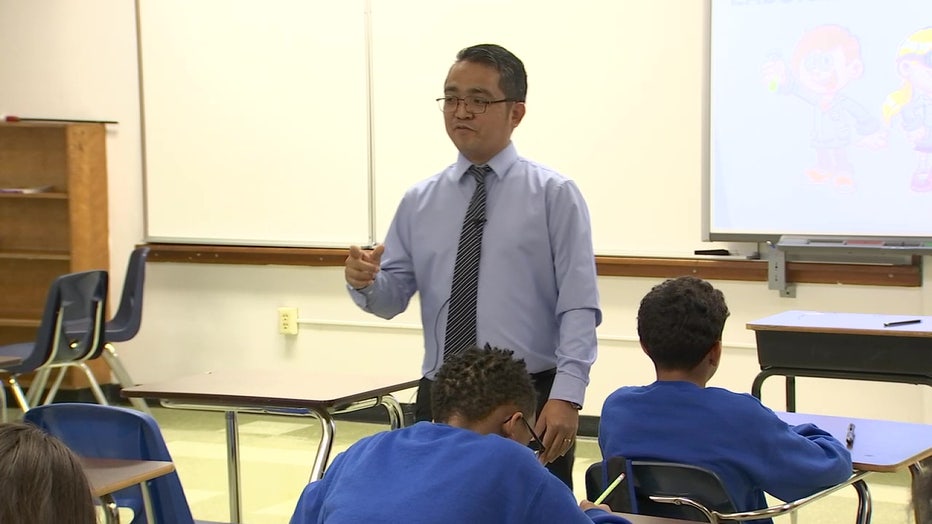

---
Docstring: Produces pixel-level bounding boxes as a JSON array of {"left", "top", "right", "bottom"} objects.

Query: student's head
[
  {"left": 0, "top": 422, "right": 97, "bottom": 524},
  {"left": 637, "top": 276, "right": 730, "bottom": 376},
  {"left": 431, "top": 346, "right": 539, "bottom": 447},
  {"left": 442, "top": 44, "right": 527, "bottom": 165}
]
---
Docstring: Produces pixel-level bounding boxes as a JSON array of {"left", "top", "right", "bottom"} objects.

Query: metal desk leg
[
  {"left": 141, "top": 481, "right": 156, "bottom": 523},
  {"left": 751, "top": 370, "right": 797, "bottom": 412},
  {"left": 308, "top": 408, "right": 336, "bottom": 482},
  {"left": 853, "top": 478, "right": 872, "bottom": 524},
  {"left": 379, "top": 394, "right": 405, "bottom": 429},
  {"left": 224, "top": 410, "right": 242, "bottom": 523},
  {"left": 100, "top": 493, "right": 120, "bottom": 524},
  {"left": 910, "top": 456, "right": 932, "bottom": 524},
  {"left": 786, "top": 376, "right": 796, "bottom": 412}
]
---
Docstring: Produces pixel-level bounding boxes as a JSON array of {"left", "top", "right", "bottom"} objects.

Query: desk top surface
[
  {"left": 779, "top": 411, "right": 932, "bottom": 472},
  {"left": 80, "top": 457, "right": 175, "bottom": 497},
  {"left": 122, "top": 369, "right": 420, "bottom": 410},
  {"left": 748, "top": 310, "right": 932, "bottom": 337}
]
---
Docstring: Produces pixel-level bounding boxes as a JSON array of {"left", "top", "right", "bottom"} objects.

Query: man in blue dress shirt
[{"left": 344, "top": 43, "right": 601, "bottom": 487}]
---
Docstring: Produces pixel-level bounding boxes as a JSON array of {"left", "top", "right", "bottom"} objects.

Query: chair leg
[
  {"left": 26, "top": 367, "right": 52, "bottom": 406},
  {"left": 6, "top": 376, "right": 31, "bottom": 412},
  {"left": 103, "top": 343, "right": 151, "bottom": 414},
  {"left": 76, "top": 363, "right": 109, "bottom": 406},
  {"left": 0, "top": 384, "right": 7, "bottom": 422},
  {"left": 41, "top": 367, "right": 70, "bottom": 406}
]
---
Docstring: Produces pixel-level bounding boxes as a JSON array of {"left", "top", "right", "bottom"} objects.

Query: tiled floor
[{"left": 3, "top": 405, "right": 918, "bottom": 522}]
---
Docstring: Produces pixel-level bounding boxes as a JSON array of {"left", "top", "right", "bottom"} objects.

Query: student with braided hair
[{"left": 290, "top": 346, "right": 628, "bottom": 524}]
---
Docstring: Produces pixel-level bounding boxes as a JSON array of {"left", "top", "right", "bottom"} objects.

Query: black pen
[
  {"left": 883, "top": 319, "right": 922, "bottom": 327},
  {"left": 846, "top": 423, "right": 856, "bottom": 447}
]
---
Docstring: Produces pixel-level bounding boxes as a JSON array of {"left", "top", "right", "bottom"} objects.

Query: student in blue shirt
[
  {"left": 598, "top": 276, "right": 852, "bottom": 522},
  {"left": 343, "top": 43, "right": 600, "bottom": 487},
  {"left": 290, "top": 347, "right": 628, "bottom": 524}
]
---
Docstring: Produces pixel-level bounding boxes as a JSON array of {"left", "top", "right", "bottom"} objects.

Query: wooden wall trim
[{"left": 144, "top": 243, "right": 922, "bottom": 287}]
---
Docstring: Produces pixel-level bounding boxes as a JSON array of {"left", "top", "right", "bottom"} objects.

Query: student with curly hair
[
  {"left": 0, "top": 422, "right": 97, "bottom": 524},
  {"left": 290, "top": 346, "right": 628, "bottom": 524},
  {"left": 598, "top": 276, "right": 852, "bottom": 523}
]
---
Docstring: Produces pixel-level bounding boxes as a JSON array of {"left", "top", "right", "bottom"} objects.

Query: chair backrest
[
  {"left": 587, "top": 457, "right": 738, "bottom": 523},
  {"left": 106, "top": 246, "right": 150, "bottom": 343},
  {"left": 19, "top": 270, "right": 108, "bottom": 372},
  {"left": 58, "top": 269, "right": 109, "bottom": 362},
  {"left": 23, "top": 403, "right": 195, "bottom": 524},
  {"left": 631, "top": 460, "right": 738, "bottom": 521}
]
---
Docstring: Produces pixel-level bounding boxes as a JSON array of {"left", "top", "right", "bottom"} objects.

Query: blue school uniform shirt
[
  {"left": 599, "top": 381, "right": 852, "bottom": 523},
  {"left": 289, "top": 422, "right": 630, "bottom": 524}
]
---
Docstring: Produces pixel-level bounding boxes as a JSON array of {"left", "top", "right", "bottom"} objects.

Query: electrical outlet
[{"left": 278, "top": 307, "right": 299, "bottom": 335}]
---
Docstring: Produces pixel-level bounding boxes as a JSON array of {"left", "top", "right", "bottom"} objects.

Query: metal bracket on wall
[{"left": 767, "top": 244, "right": 796, "bottom": 298}]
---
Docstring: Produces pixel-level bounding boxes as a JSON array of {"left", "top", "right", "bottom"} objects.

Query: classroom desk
[
  {"left": 81, "top": 457, "right": 175, "bottom": 524},
  {"left": 748, "top": 311, "right": 932, "bottom": 411},
  {"left": 780, "top": 411, "right": 932, "bottom": 524},
  {"left": 122, "top": 369, "right": 418, "bottom": 524}
]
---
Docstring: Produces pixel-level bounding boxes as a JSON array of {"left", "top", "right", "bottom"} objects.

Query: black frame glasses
[
  {"left": 436, "top": 95, "right": 516, "bottom": 114},
  {"left": 519, "top": 415, "right": 546, "bottom": 456}
]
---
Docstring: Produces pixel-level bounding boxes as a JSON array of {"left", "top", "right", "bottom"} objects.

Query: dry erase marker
[
  {"left": 846, "top": 423, "right": 856, "bottom": 447},
  {"left": 593, "top": 472, "right": 626, "bottom": 505},
  {"left": 883, "top": 319, "right": 921, "bottom": 327}
]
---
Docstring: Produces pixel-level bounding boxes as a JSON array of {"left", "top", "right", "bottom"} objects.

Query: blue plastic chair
[
  {"left": 47, "top": 247, "right": 151, "bottom": 411},
  {"left": 24, "top": 403, "right": 225, "bottom": 524},
  {"left": 586, "top": 456, "right": 867, "bottom": 523},
  {"left": 0, "top": 270, "right": 108, "bottom": 414},
  {"left": 101, "top": 246, "right": 151, "bottom": 412}
]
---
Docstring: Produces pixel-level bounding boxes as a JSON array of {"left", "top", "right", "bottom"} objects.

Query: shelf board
[
  {"left": 0, "top": 249, "right": 71, "bottom": 261},
  {"left": 0, "top": 317, "right": 40, "bottom": 328},
  {"left": 0, "top": 192, "right": 68, "bottom": 200}
]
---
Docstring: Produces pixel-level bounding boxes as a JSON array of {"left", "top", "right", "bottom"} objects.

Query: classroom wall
[{"left": 3, "top": 0, "right": 932, "bottom": 423}]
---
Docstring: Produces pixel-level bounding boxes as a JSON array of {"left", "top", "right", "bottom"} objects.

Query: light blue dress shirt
[{"left": 350, "top": 143, "right": 601, "bottom": 406}]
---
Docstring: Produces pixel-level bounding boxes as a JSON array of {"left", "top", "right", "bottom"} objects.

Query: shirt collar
[{"left": 453, "top": 142, "right": 518, "bottom": 181}]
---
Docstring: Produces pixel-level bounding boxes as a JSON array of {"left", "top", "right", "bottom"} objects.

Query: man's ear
[{"left": 511, "top": 102, "right": 526, "bottom": 128}]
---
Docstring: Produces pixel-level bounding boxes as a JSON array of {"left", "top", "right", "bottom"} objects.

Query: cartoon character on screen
[
  {"left": 882, "top": 28, "right": 932, "bottom": 192},
  {"left": 762, "top": 24, "right": 881, "bottom": 193}
]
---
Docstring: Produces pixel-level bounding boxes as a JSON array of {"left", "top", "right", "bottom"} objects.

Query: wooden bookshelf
[{"left": 0, "top": 122, "right": 110, "bottom": 389}]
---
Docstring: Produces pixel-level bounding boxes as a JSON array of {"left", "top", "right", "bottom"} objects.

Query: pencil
[{"left": 594, "top": 471, "right": 626, "bottom": 505}]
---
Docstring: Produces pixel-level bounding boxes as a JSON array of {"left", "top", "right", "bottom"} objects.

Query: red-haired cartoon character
[{"left": 763, "top": 25, "right": 881, "bottom": 192}]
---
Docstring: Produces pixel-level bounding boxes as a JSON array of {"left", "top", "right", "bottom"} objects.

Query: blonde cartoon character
[
  {"left": 763, "top": 25, "right": 881, "bottom": 192},
  {"left": 882, "top": 28, "right": 932, "bottom": 192}
]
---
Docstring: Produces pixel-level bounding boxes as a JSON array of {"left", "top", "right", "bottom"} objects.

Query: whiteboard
[
  {"left": 709, "top": 0, "right": 932, "bottom": 242},
  {"left": 139, "top": 0, "right": 717, "bottom": 256},
  {"left": 369, "top": 0, "right": 710, "bottom": 257},
  {"left": 138, "top": 0, "right": 371, "bottom": 247}
]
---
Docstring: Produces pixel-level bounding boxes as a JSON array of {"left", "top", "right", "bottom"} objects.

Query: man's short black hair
[{"left": 456, "top": 44, "right": 527, "bottom": 102}]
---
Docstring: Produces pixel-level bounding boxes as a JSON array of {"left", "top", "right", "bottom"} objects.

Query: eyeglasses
[
  {"left": 436, "top": 95, "right": 516, "bottom": 114},
  {"left": 519, "top": 415, "right": 546, "bottom": 456}
]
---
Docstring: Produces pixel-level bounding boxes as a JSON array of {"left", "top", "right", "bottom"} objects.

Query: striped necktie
[{"left": 443, "top": 165, "right": 490, "bottom": 359}]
